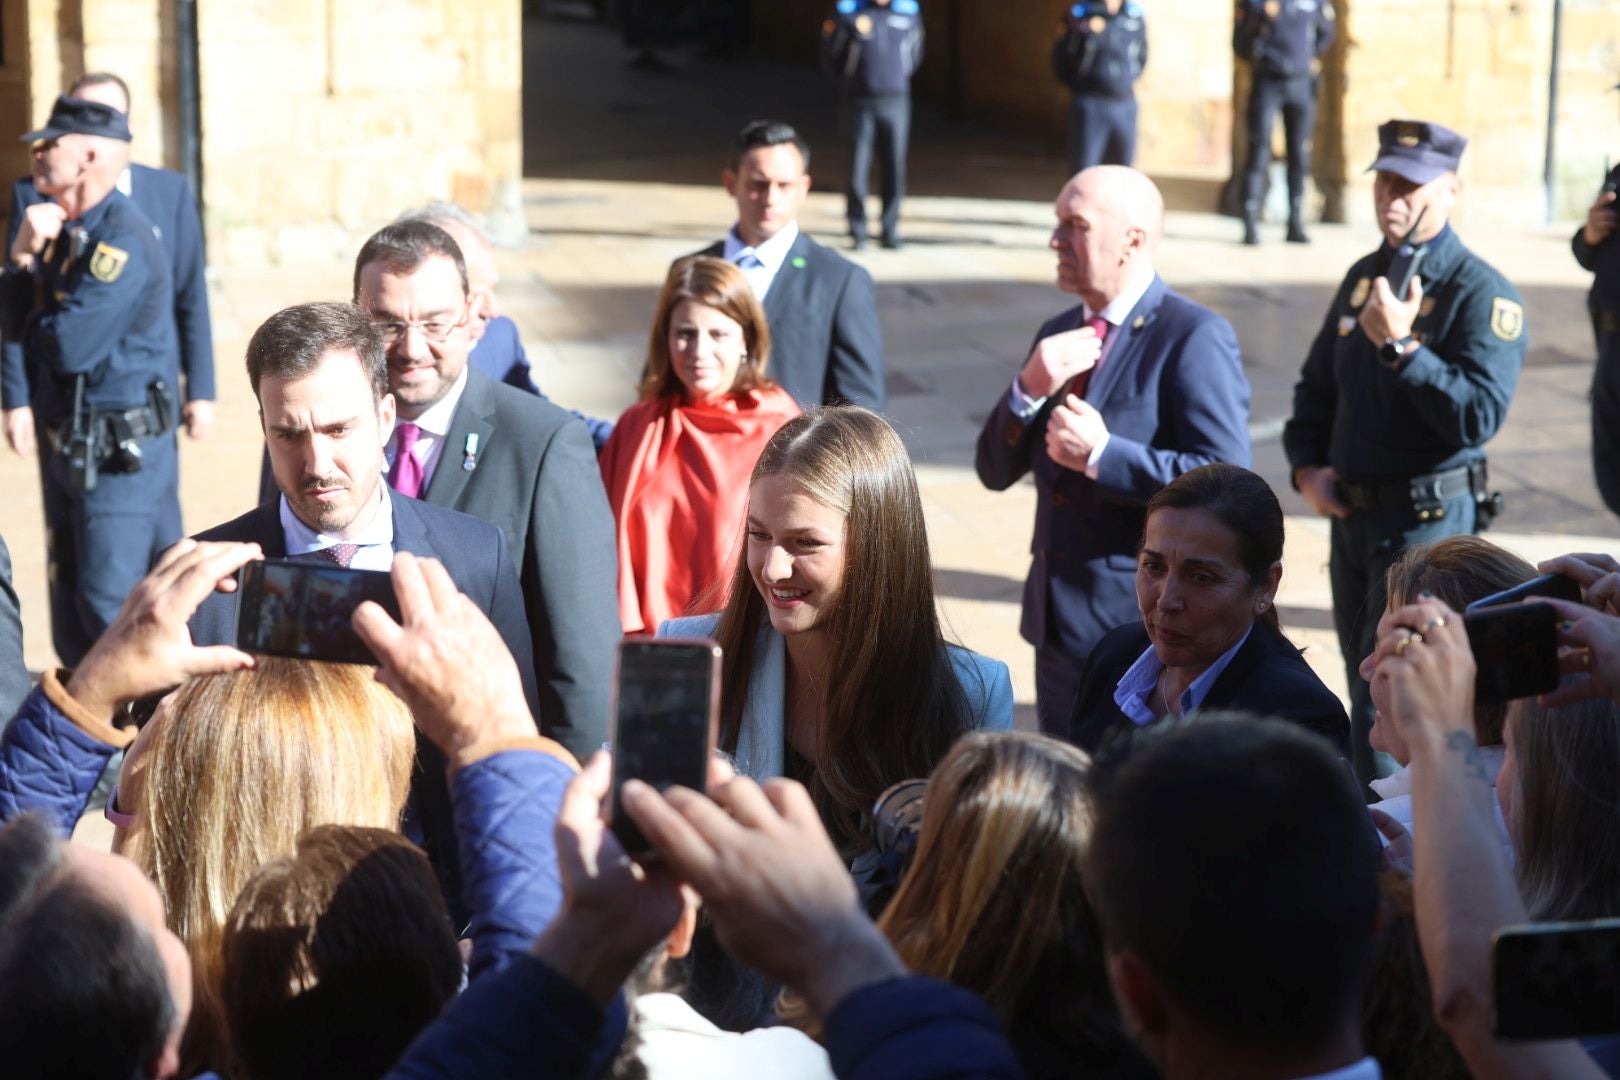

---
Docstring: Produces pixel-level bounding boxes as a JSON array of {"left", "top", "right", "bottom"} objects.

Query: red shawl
[{"left": 600, "top": 387, "right": 801, "bottom": 634}]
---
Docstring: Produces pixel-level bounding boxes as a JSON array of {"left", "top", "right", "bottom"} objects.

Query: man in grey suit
[
  {"left": 693, "top": 120, "right": 887, "bottom": 411},
  {"left": 354, "top": 220, "right": 620, "bottom": 760}
]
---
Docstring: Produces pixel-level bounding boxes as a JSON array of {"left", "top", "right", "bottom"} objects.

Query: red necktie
[
  {"left": 314, "top": 543, "right": 358, "bottom": 568},
  {"left": 1068, "top": 315, "right": 1111, "bottom": 400},
  {"left": 390, "top": 422, "right": 425, "bottom": 499}
]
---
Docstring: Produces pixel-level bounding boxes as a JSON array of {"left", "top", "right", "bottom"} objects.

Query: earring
[{"left": 1256, "top": 599, "right": 1268, "bottom": 612}]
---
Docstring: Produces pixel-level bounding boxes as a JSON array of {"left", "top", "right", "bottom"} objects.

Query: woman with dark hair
[
  {"left": 1064, "top": 463, "right": 1347, "bottom": 754},
  {"left": 660, "top": 406, "right": 1012, "bottom": 860},
  {"left": 601, "top": 255, "right": 800, "bottom": 634}
]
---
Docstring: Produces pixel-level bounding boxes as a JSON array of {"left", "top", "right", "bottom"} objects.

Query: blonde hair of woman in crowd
[
  {"left": 113, "top": 658, "right": 416, "bottom": 1075},
  {"left": 782, "top": 732, "right": 1143, "bottom": 1078}
]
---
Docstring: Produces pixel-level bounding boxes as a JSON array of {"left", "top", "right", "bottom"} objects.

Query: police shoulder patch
[
  {"left": 88, "top": 242, "right": 129, "bottom": 284},
  {"left": 1490, "top": 297, "right": 1525, "bottom": 342}
]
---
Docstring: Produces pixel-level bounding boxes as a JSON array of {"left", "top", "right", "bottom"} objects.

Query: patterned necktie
[
  {"left": 315, "top": 543, "right": 359, "bottom": 568},
  {"left": 1069, "top": 315, "right": 1112, "bottom": 399},
  {"left": 390, "top": 422, "right": 424, "bottom": 499}
]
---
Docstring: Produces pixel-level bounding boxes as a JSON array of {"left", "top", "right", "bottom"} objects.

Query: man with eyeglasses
[{"left": 351, "top": 220, "right": 619, "bottom": 763}]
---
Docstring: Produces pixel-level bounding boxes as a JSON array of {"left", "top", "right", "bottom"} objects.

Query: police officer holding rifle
[{"left": 1282, "top": 119, "right": 1526, "bottom": 792}]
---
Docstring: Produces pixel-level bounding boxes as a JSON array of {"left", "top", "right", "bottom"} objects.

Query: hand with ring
[
  {"left": 1534, "top": 597, "right": 1620, "bottom": 708},
  {"left": 1372, "top": 597, "right": 1475, "bottom": 748}
]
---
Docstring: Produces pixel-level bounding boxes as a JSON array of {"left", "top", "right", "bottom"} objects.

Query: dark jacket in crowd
[
  {"left": 469, "top": 314, "right": 615, "bottom": 451},
  {"left": 1052, "top": 2, "right": 1147, "bottom": 100},
  {"left": 0, "top": 533, "right": 27, "bottom": 727},
  {"left": 1065, "top": 618, "right": 1350, "bottom": 757},
  {"left": 821, "top": 0, "right": 924, "bottom": 98},
  {"left": 1233, "top": 0, "right": 1335, "bottom": 78}
]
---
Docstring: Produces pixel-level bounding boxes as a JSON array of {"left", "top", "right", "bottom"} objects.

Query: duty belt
[
  {"left": 47, "top": 403, "right": 169, "bottom": 453},
  {"left": 1335, "top": 465, "right": 1477, "bottom": 521}
]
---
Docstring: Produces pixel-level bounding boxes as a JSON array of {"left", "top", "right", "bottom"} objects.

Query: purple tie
[
  {"left": 390, "top": 422, "right": 425, "bottom": 499},
  {"left": 315, "top": 543, "right": 358, "bottom": 568}
]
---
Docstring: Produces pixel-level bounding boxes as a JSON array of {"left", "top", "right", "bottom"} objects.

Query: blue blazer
[
  {"left": 1065, "top": 619, "right": 1350, "bottom": 757},
  {"left": 974, "top": 276, "right": 1251, "bottom": 661},
  {"left": 4, "top": 166, "right": 215, "bottom": 407},
  {"left": 659, "top": 612, "right": 1013, "bottom": 781},
  {"left": 694, "top": 230, "right": 887, "bottom": 411},
  {"left": 187, "top": 489, "right": 536, "bottom": 925}
]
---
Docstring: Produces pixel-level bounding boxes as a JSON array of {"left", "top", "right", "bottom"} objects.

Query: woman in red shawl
[{"left": 601, "top": 256, "right": 800, "bottom": 634}]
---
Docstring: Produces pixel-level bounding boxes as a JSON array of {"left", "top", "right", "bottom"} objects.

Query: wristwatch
[{"left": 1379, "top": 335, "right": 1417, "bottom": 368}]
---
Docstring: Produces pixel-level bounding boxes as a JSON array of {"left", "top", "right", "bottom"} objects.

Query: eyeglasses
[{"left": 371, "top": 308, "right": 468, "bottom": 345}]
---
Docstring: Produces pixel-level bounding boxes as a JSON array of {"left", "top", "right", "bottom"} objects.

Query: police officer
[
  {"left": 0, "top": 97, "right": 178, "bottom": 665},
  {"left": 822, "top": 0, "right": 924, "bottom": 250},
  {"left": 1051, "top": 1, "right": 1147, "bottom": 174},
  {"left": 1283, "top": 120, "right": 1526, "bottom": 792},
  {"left": 1234, "top": 0, "right": 1334, "bottom": 245},
  {"left": 1573, "top": 152, "right": 1620, "bottom": 517}
]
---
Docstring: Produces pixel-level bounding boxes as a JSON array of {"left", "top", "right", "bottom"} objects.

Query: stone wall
[{"left": 197, "top": 0, "right": 525, "bottom": 266}]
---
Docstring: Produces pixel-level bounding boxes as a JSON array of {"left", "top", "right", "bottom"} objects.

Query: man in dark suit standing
[
  {"left": 975, "top": 166, "right": 1252, "bottom": 732},
  {"left": 2, "top": 72, "right": 214, "bottom": 456},
  {"left": 353, "top": 220, "right": 619, "bottom": 761},
  {"left": 692, "top": 120, "right": 886, "bottom": 412},
  {"left": 190, "top": 301, "right": 537, "bottom": 920}
]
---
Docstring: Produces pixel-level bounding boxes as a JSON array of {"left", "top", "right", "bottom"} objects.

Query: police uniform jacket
[
  {"left": 822, "top": 0, "right": 924, "bottom": 98},
  {"left": 974, "top": 276, "right": 1252, "bottom": 661},
  {"left": 1234, "top": 0, "right": 1335, "bottom": 77},
  {"left": 0, "top": 188, "right": 174, "bottom": 424},
  {"left": 1573, "top": 164, "right": 1620, "bottom": 343},
  {"left": 4, "top": 165, "right": 213, "bottom": 409},
  {"left": 1052, "top": 3, "right": 1147, "bottom": 100},
  {"left": 1283, "top": 224, "right": 1527, "bottom": 484}
]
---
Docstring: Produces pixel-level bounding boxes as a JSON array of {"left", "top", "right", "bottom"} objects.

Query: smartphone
[
  {"left": 1465, "top": 572, "right": 1582, "bottom": 613},
  {"left": 1463, "top": 601, "right": 1559, "bottom": 705},
  {"left": 608, "top": 638, "right": 722, "bottom": 859},
  {"left": 233, "top": 558, "right": 399, "bottom": 665},
  {"left": 1493, "top": 918, "right": 1620, "bottom": 1040}
]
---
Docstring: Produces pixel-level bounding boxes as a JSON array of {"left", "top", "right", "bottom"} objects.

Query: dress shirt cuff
[
  {"left": 1008, "top": 377, "right": 1046, "bottom": 421},
  {"left": 1084, "top": 431, "right": 1111, "bottom": 479}
]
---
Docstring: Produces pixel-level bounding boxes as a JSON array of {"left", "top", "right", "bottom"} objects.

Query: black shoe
[
  {"left": 1286, "top": 221, "right": 1309, "bottom": 244},
  {"left": 1241, "top": 201, "right": 1260, "bottom": 246},
  {"left": 851, "top": 235, "right": 869, "bottom": 251},
  {"left": 1286, "top": 197, "right": 1309, "bottom": 243},
  {"left": 880, "top": 234, "right": 903, "bottom": 250}
]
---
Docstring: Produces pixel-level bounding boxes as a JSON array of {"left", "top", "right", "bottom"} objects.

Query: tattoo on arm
[{"left": 1445, "top": 730, "right": 1493, "bottom": 784}]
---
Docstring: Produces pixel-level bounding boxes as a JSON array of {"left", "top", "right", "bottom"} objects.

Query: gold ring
[
  {"left": 1422, "top": 616, "right": 1447, "bottom": 634},
  {"left": 1395, "top": 632, "right": 1423, "bottom": 657}
]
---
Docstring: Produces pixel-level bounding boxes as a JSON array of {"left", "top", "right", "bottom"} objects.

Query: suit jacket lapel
[
  {"left": 388, "top": 490, "right": 434, "bottom": 557},
  {"left": 1203, "top": 621, "right": 1275, "bottom": 709},
  {"left": 762, "top": 231, "right": 813, "bottom": 323},
  {"left": 422, "top": 370, "right": 497, "bottom": 509},
  {"left": 1086, "top": 275, "right": 1166, "bottom": 408},
  {"left": 250, "top": 499, "right": 289, "bottom": 557}
]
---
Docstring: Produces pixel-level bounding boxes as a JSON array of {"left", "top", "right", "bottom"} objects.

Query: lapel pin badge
[
  {"left": 462, "top": 432, "right": 479, "bottom": 472},
  {"left": 1132, "top": 315, "right": 1146, "bottom": 330},
  {"left": 791, "top": 256, "right": 807, "bottom": 269}
]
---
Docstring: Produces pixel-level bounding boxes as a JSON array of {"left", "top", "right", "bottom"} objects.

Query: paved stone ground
[{"left": 5, "top": 11, "right": 1616, "bottom": 756}]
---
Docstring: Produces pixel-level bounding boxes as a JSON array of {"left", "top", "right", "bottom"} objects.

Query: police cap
[
  {"left": 19, "top": 95, "right": 132, "bottom": 144},
  {"left": 1366, "top": 119, "right": 1466, "bottom": 185}
]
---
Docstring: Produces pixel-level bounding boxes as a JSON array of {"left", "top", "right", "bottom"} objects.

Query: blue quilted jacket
[{"left": 0, "top": 678, "right": 120, "bottom": 832}]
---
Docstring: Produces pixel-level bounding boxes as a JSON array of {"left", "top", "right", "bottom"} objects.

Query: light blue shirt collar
[
  {"left": 1114, "top": 624, "right": 1255, "bottom": 726},
  {"left": 278, "top": 484, "right": 395, "bottom": 572},
  {"left": 723, "top": 220, "right": 800, "bottom": 300}
]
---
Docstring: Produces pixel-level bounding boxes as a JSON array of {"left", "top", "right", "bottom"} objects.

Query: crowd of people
[{"left": 0, "top": 17, "right": 1617, "bottom": 1078}]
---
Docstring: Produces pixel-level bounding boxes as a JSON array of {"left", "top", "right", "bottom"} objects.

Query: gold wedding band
[{"left": 1422, "top": 616, "right": 1447, "bottom": 634}]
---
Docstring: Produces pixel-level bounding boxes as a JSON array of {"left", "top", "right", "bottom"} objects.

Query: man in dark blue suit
[
  {"left": 692, "top": 120, "right": 886, "bottom": 412},
  {"left": 975, "top": 166, "right": 1251, "bottom": 733},
  {"left": 3, "top": 72, "right": 214, "bottom": 457},
  {"left": 188, "top": 302, "right": 536, "bottom": 922}
]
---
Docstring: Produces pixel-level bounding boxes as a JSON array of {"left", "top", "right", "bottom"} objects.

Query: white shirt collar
[
  {"left": 1085, "top": 263, "right": 1157, "bottom": 328},
  {"left": 278, "top": 482, "right": 394, "bottom": 554},
  {"left": 1114, "top": 624, "right": 1254, "bottom": 726},
  {"left": 402, "top": 363, "right": 470, "bottom": 440},
  {"left": 116, "top": 166, "right": 132, "bottom": 197},
  {"left": 723, "top": 219, "right": 800, "bottom": 272}
]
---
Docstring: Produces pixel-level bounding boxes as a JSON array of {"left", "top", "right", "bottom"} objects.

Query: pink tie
[{"left": 390, "top": 422, "right": 424, "bottom": 499}]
